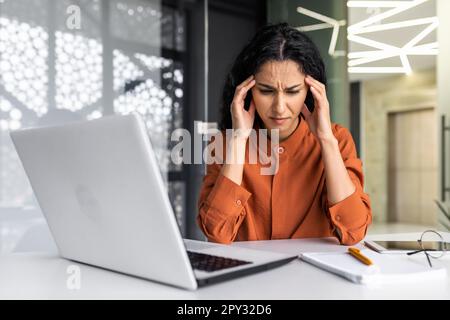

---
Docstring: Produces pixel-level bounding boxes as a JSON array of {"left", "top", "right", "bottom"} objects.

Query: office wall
[
  {"left": 361, "top": 69, "right": 437, "bottom": 224},
  {"left": 437, "top": 0, "right": 450, "bottom": 205}
]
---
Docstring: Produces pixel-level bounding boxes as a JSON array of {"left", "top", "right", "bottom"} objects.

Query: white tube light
[
  {"left": 295, "top": 6, "right": 346, "bottom": 57},
  {"left": 297, "top": 1, "right": 438, "bottom": 74},
  {"left": 352, "top": 17, "right": 438, "bottom": 34},
  {"left": 297, "top": 7, "right": 341, "bottom": 26},
  {"left": 348, "top": 67, "right": 407, "bottom": 73},
  {"left": 347, "top": 1, "right": 410, "bottom": 8},
  {"left": 348, "top": 0, "right": 429, "bottom": 33}
]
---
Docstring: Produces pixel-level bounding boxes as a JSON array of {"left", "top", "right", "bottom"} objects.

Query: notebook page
[{"left": 300, "top": 249, "right": 447, "bottom": 285}]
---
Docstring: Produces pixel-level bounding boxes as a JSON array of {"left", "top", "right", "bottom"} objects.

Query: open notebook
[{"left": 300, "top": 249, "right": 447, "bottom": 285}]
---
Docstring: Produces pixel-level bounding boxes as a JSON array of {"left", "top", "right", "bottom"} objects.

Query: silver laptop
[{"left": 10, "top": 113, "right": 296, "bottom": 290}]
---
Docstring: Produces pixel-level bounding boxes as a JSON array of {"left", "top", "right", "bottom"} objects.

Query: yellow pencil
[{"left": 348, "top": 247, "right": 373, "bottom": 266}]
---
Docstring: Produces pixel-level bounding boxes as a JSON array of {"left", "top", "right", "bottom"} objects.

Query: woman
[{"left": 197, "top": 23, "right": 372, "bottom": 245}]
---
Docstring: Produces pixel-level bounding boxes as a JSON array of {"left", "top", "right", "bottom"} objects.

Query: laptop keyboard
[{"left": 187, "top": 251, "right": 252, "bottom": 272}]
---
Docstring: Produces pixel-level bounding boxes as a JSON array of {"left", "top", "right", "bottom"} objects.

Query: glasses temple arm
[{"left": 407, "top": 249, "right": 424, "bottom": 256}]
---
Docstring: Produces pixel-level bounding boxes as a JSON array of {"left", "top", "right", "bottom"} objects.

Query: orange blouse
[{"left": 197, "top": 117, "right": 372, "bottom": 245}]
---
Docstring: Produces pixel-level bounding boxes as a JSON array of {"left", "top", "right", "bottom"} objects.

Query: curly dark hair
[{"left": 220, "top": 22, "right": 327, "bottom": 130}]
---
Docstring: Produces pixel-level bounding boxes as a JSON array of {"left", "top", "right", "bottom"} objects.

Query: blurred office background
[{"left": 0, "top": 0, "right": 448, "bottom": 253}]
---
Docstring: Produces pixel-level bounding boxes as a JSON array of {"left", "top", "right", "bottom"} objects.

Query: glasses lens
[{"left": 420, "top": 230, "right": 446, "bottom": 258}]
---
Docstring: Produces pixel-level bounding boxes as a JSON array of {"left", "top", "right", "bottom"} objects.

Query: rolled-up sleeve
[
  {"left": 197, "top": 162, "right": 252, "bottom": 244},
  {"left": 323, "top": 127, "right": 372, "bottom": 245}
]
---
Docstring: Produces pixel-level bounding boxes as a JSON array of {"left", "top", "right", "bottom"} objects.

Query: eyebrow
[{"left": 257, "top": 83, "right": 303, "bottom": 90}]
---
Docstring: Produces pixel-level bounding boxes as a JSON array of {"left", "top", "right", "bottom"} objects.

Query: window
[{"left": 0, "top": 0, "right": 188, "bottom": 250}]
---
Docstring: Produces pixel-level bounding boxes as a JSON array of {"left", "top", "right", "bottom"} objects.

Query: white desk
[{"left": 1, "top": 233, "right": 450, "bottom": 299}]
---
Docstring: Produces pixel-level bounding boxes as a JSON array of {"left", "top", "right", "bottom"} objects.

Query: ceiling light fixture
[
  {"left": 296, "top": 7, "right": 347, "bottom": 57},
  {"left": 295, "top": 0, "right": 438, "bottom": 74},
  {"left": 347, "top": 0, "right": 438, "bottom": 74}
]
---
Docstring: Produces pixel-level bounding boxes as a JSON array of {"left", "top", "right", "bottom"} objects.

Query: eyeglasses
[{"left": 407, "top": 230, "right": 449, "bottom": 267}]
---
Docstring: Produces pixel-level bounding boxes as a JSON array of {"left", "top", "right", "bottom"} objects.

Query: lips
[{"left": 270, "top": 117, "right": 289, "bottom": 125}]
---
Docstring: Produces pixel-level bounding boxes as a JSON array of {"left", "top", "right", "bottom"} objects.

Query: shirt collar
[
  {"left": 279, "top": 116, "right": 308, "bottom": 149},
  {"left": 254, "top": 115, "right": 308, "bottom": 148}
]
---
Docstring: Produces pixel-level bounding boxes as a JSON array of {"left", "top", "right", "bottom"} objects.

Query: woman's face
[{"left": 251, "top": 59, "right": 308, "bottom": 141}]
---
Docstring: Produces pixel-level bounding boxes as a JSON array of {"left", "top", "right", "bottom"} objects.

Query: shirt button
[
  {"left": 335, "top": 215, "right": 341, "bottom": 222},
  {"left": 236, "top": 199, "right": 242, "bottom": 206},
  {"left": 277, "top": 146, "right": 285, "bottom": 154}
]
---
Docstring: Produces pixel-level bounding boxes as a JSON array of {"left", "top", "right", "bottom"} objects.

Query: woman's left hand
[{"left": 302, "top": 75, "right": 334, "bottom": 142}]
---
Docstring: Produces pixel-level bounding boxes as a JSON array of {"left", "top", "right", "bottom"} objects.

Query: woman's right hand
[{"left": 230, "top": 75, "right": 256, "bottom": 139}]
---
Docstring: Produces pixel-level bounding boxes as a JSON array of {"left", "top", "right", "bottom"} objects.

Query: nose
[{"left": 273, "top": 93, "right": 286, "bottom": 115}]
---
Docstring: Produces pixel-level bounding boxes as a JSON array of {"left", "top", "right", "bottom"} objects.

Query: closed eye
[{"left": 259, "top": 89, "right": 300, "bottom": 95}]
